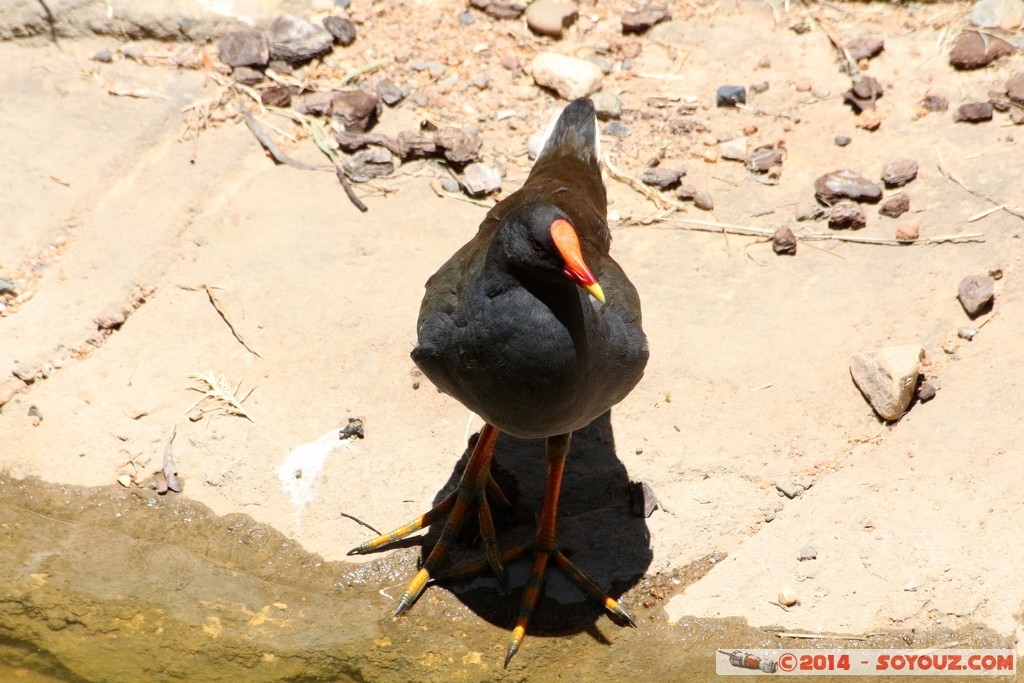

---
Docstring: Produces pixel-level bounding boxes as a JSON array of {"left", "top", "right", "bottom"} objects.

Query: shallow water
[{"left": 0, "top": 476, "right": 1014, "bottom": 682}]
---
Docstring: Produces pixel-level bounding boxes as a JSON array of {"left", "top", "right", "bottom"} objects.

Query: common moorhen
[{"left": 349, "top": 98, "right": 649, "bottom": 665}]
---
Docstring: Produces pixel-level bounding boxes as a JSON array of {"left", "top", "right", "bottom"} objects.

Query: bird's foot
[{"left": 346, "top": 424, "right": 510, "bottom": 613}]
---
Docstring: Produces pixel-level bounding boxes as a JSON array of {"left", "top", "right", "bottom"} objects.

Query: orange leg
[
  {"left": 347, "top": 423, "right": 509, "bottom": 614},
  {"left": 503, "top": 433, "right": 635, "bottom": 668}
]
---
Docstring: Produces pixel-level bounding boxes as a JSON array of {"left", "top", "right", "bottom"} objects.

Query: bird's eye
[{"left": 529, "top": 237, "right": 544, "bottom": 252}]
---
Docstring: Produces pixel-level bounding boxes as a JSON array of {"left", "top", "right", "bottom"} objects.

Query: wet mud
[{"left": 0, "top": 475, "right": 1013, "bottom": 682}]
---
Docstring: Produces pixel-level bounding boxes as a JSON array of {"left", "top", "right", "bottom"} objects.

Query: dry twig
[
  {"left": 603, "top": 154, "right": 688, "bottom": 212},
  {"left": 936, "top": 146, "right": 1024, "bottom": 221},
  {"left": 180, "top": 284, "right": 261, "bottom": 357}
]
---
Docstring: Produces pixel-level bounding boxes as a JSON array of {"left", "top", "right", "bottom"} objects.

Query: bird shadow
[{"left": 416, "top": 410, "right": 653, "bottom": 636}]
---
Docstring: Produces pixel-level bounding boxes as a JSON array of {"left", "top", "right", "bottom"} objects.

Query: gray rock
[
  {"left": 375, "top": 78, "right": 404, "bottom": 106},
  {"left": 525, "top": 0, "right": 577, "bottom": 38},
  {"left": 745, "top": 146, "right": 784, "bottom": 173},
  {"left": 835, "top": 135, "right": 852, "bottom": 146},
  {"left": 629, "top": 481, "right": 660, "bottom": 518},
  {"left": 469, "top": 0, "right": 526, "bottom": 19},
  {"left": 850, "top": 345, "right": 925, "bottom": 421},
  {"left": 775, "top": 478, "right": 803, "bottom": 499},
  {"left": 530, "top": 52, "right": 603, "bottom": 100},
  {"left": 395, "top": 131, "right": 437, "bottom": 159},
  {"left": 920, "top": 92, "right": 949, "bottom": 112},
  {"left": 828, "top": 202, "right": 867, "bottom": 230},
  {"left": 882, "top": 159, "right": 919, "bottom": 187},
  {"left": 591, "top": 91, "right": 622, "bottom": 120},
  {"left": 12, "top": 363, "right": 35, "bottom": 383},
  {"left": 958, "top": 274, "right": 995, "bottom": 317},
  {"left": 917, "top": 381, "right": 937, "bottom": 402},
  {"left": 675, "top": 183, "right": 698, "bottom": 201},
  {"left": 640, "top": 164, "right": 686, "bottom": 190},
  {"left": 292, "top": 91, "right": 338, "bottom": 115},
  {"left": 718, "top": 137, "right": 747, "bottom": 161},
  {"left": 471, "top": 73, "right": 490, "bottom": 89},
  {"left": 461, "top": 163, "right": 502, "bottom": 197},
  {"left": 266, "top": 15, "right": 334, "bottom": 65},
  {"left": 218, "top": 30, "right": 269, "bottom": 68},
  {"left": 93, "top": 49, "right": 113, "bottom": 63},
  {"left": 435, "top": 128, "right": 483, "bottom": 165},
  {"left": 622, "top": 3, "right": 672, "bottom": 34},
  {"left": 880, "top": 194, "right": 910, "bottom": 218},
  {"left": 0, "top": 279, "right": 16, "bottom": 295},
  {"left": 798, "top": 545, "right": 818, "bottom": 561},
  {"left": 958, "top": 326, "right": 980, "bottom": 341},
  {"left": 602, "top": 121, "right": 629, "bottom": 137},
  {"left": 970, "top": 0, "right": 1024, "bottom": 28},
  {"left": 815, "top": 169, "right": 882, "bottom": 204},
  {"left": 459, "top": 11, "right": 476, "bottom": 26},
  {"left": 772, "top": 226, "right": 797, "bottom": 255},
  {"left": 954, "top": 101, "right": 994, "bottom": 123},
  {"left": 343, "top": 147, "right": 394, "bottom": 182},
  {"left": 694, "top": 190, "right": 714, "bottom": 211},
  {"left": 440, "top": 177, "right": 460, "bottom": 192},
  {"left": 586, "top": 55, "right": 613, "bottom": 75},
  {"left": 846, "top": 34, "right": 884, "bottom": 61},
  {"left": 323, "top": 16, "right": 357, "bottom": 46}
]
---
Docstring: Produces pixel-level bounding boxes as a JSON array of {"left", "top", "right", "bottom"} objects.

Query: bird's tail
[{"left": 536, "top": 98, "right": 599, "bottom": 168}]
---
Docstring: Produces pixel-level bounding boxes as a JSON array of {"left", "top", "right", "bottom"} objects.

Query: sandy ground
[{"left": 2, "top": 0, "right": 1024, "bottom": 670}]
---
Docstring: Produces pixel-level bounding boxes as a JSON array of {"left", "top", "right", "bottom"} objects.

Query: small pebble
[
  {"left": 957, "top": 274, "right": 995, "bottom": 318},
  {"left": 439, "top": 177, "right": 460, "bottom": 192},
  {"left": 958, "top": 326, "right": 980, "bottom": 341},
  {"left": 621, "top": 3, "right": 672, "bottom": 34},
  {"left": 525, "top": 0, "right": 578, "bottom": 39},
  {"left": 895, "top": 220, "right": 920, "bottom": 242},
  {"left": 834, "top": 135, "right": 851, "bottom": 146},
  {"left": 459, "top": 10, "right": 476, "bottom": 25},
  {"left": 917, "top": 381, "right": 937, "bottom": 402},
  {"left": 591, "top": 91, "right": 622, "bottom": 120},
  {"left": 322, "top": 15, "right": 357, "bottom": 46},
  {"left": 775, "top": 478, "right": 802, "bottom": 499},
  {"left": 882, "top": 159, "right": 918, "bottom": 187},
  {"left": 880, "top": 194, "right": 910, "bottom": 218},
  {"left": 93, "top": 49, "right": 114, "bottom": 63},
  {"left": 798, "top": 545, "right": 818, "bottom": 561},
  {"left": 694, "top": 190, "right": 714, "bottom": 211},
  {"left": 954, "top": 102, "right": 994, "bottom": 123},
  {"left": 815, "top": 169, "right": 882, "bottom": 204},
  {"left": 640, "top": 163, "right": 686, "bottom": 190},
  {"left": 828, "top": 202, "right": 867, "bottom": 230},
  {"left": 949, "top": 30, "right": 1013, "bottom": 70},
  {"left": 602, "top": 121, "right": 629, "bottom": 137},
  {"left": 218, "top": 29, "right": 269, "bottom": 67},
  {"left": 265, "top": 15, "right": 334, "bottom": 65},
  {"left": 778, "top": 587, "right": 798, "bottom": 607},
  {"left": 461, "top": 162, "right": 502, "bottom": 197},
  {"left": 718, "top": 137, "right": 747, "bottom": 161},
  {"left": 846, "top": 34, "right": 885, "bottom": 61},
  {"left": 12, "top": 364, "right": 35, "bottom": 383}
]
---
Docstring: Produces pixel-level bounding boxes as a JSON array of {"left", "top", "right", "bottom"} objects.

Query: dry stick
[
  {"left": 241, "top": 108, "right": 317, "bottom": 171},
  {"left": 603, "top": 153, "right": 687, "bottom": 212},
  {"left": 623, "top": 216, "right": 984, "bottom": 246},
  {"left": 815, "top": 15, "right": 859, "bottom": 75},
  {"left": 203, "top": 284, "right": 261, "bottom": 358},
  {"left": 280, "top": 107, "right": 370, "bottom": 213},
  {"left": 340, "top": 512, "right": 382, "bottom": 536},
  {"left": 936, "top": 146, "right": 1024, "bottom": 221}
]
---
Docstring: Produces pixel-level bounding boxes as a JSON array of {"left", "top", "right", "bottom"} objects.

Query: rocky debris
[
  {"left": 949, "top": 31, "right": 1014, "bottom": 70},
  {"left": 880, "top": 194, "right": 910, "bottom": 218},
  {"left": 329, "top": 90, "right": 381, "bottom": 132},
  {"left": 322, "top": 16, "right": 357, "bottom": 46},
  {"left": 828, "top": 202, "right": 867, "bottom": 230},
  {"left": 881, "top": 159, "right": 918, "bottom": 188},
  {"left": 218, "top": 30, "right": 269, "bottom": 68},
  {"left": 1007, "top": 72, "right": 1024, "bottom": 103},
  {"left": 843, "top": 75, "right": 883, "bottom": 112},
  {"left": 461, "top": 162, "right": 502, "bottom": 197},
  {"left": 93, "top": 49, "right": 114, "bottom": 63},
  {"left": 694, "top": 190, "right": 714, "bottom": 211},
  {"left": 343, "top": 147, "right": 394, "bottom": 182},
  {"left": 292, "top": 91, "right": 336, "bottom": 115},
  {"left": 745, "top": 145, "right": 784, "bottom": 173},
  {"left": 622, "top": 4, "right": 672, "bottom": 35},
  {"left": 855, "top": 109, "right": 882, "bottom": 131},
  {"left": 435, "top": 127, "right": 483, "bottom": 165},
  {"left": 895, "top": 220, "right": 920, "bottom": 243},
  {"left": 815, "top": 169, "right": 882, "bottom": 204},
  {"left": 591, "top": 91, "right": 622, "bottom": 120},
  {"left": 917, "top": 381, "right": 937, "bottom": 403},
  {"left": 525, "top": 0, "right": 578, "bottom": 39},
  {"left": 603, "top": 121, "right": 629, "bottom": 137},
  {"left": 675, "top": 183, "right": 697, "bottom": 201},
  {"left": 266, "top": 15, "right": 334, "bottom": 65},
  {"left": 850, "top": 345, "right": 925, "bottom": 421},
  {"left": 846, "top": 34, "right": 884, "bottom": 61},
  {"left": 775, "top": 478, "right": 804, "bottom": 499},
  {"left": 954, "top": 101, "right": 994, "bottom": 123},
  {"left": 798, "top": 545, "right": 818, "bottom": 561},
  {"left": 958, "top": 274, "right": 995, "bottom": 318},
  {"left": 629, "top": 481, "right": 660, "bottom": 518},
  {"left": 640, "top": 161, "right": 686, "bottom": 190},
  {"left": 469, "top": 0, "right": 526, "bottom": 19},
  {"left": 718, "top": 137, "right": 747, "bottom": 161},
  {"left": 919, "top": 91, "right": 949, "bottom": 113},
  {"left": 530, "top": 52, "right": 603, "bottom": 100},
  {"left": 716, "top": 85, "right": 746, "bottom": 107},
  {"left": 834, "top": 134, "right": 852, "bottom": 146},
  {"left": 95, "top": 311, "right": 126, "bottom": 330},
  {"left": 335, "top": 130, "right": 391, "bottom": 153},
  {"left": 772, "top": 226, "right": 797, "bottom": 255}
]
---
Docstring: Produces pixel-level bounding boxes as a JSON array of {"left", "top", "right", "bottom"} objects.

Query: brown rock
[
  {"left": 844, "top": 75, "right": 883, "bottom": 112},
  {"left": 772, "top": 226, "right": 797, "bottom": 255},
  {"left": 1006, "top": 72, "right": 1024, "bottom": 103},
  {"left": 292, "top": 91, "right": 338, "bottom": 116},
  {"left": 895, "top": 220, "right": 920, "bottom": 243},
  {"left": 395, "top": 131, "right": 437, "bottom": 159},
  {"left": 266, "top": 15, "right": 334, "bottom": 65},
  {"left": 525, "top": 0, "right": 578, "bottom": 38},
  {"left": 815, "top": 169, "right": 883, "bottom": 204},
  {"left": 949, "top": 31, "right": 1014, "bottom": 70},
  {"left": 218, "top": 30, "right": 269, "bottom": 67},
  {"left": 261, "top": 85, "right": 293, "bottom": 108},
  {"left": 622, "top": 4, "right": 672, "bottom": 34},
  {"left": 920, "top": 92, "right": 949, "bottom": 112},
  {"left": 882, "top": 159, "right": 918, "bottom": 188},
  {"left": 879, "top": 194, "right": 910, "bottom": 218},
  {"left": 953, "top": 101, "right": 994, "bottom": 123},
  {"left": 958, "top": 275, "right": 995, "bottom": 318},
  {"left": 329, "top": 90, "right": 381, "bottom": 132},
  {"left": 323, "top": 16, "right": 357, "bottom": 46},
  {"left": 343, "top": 147, "right": 395, "bottom": 182},
  {"left": 231, "top": 66, "right": 264, "bottom": 85},
  {"left": 828, "top": 202, "right": 867, "bottom": 230},
  {"left": 641, "top": 162, "right": 686, "bottom": 190},
  {"left": 846, "top": 34, "right": 885, "bottom": 61},
  {"left": 434, "top": 127, "right": 483, "bottom": 165}
]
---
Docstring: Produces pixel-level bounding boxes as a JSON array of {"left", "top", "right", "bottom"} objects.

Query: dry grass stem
[{"left": 186, "top": 371, "right": 255, "bottom": 422}]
